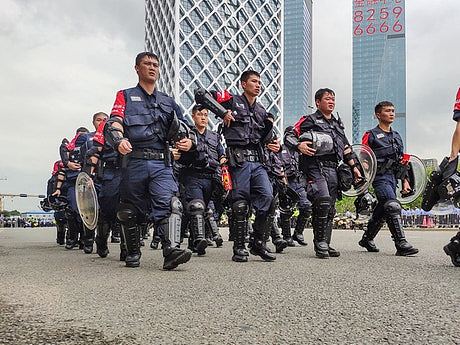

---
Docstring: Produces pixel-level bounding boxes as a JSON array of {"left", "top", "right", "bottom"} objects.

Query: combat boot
[
  {"left": 187, "top": 199, "right": 208, "bottom": 256},
  {"left": 205, "top": 210, "right": 223, "bottom": 247},
  {"left": 231, "top": 200, "right": 249, "bottom": 262},
  {"left": 280, "top": 212, "right": 295, "bottom": 247},
  {"left": 83, "top": 228, "right": 95, "bottom": 254},
  {"left": 65, "top": 214, "right": 79, "bottom": 250},
  {"left": 325, "top": 217, "right": 340, "bottom": 257},
  {"left": 358, "top": 216, "right": 385, "bottom": 252},
  {"left": 312, "top": 197, "right": 332, "bottom": 258},
  {"left": 385, "top": 200, "right": 419, "bottom": 256},
  {"left": 110, "top": 222, "right": 121, "bottom": 243},
  {"left": 250, "top": 216, "right": 276, "bottom": 261},
  {"left": 150, "top": 235, "right": 160, "bottom": 250},
  {"left": 95, "top": 220, "right": 110, "bottom": 258},
  {"left": 271, "top": 222, "right": 287, "bottom": 253},
  {"left": 124, "top": 225, "right": 141, "bottom": 267},
  {"left": 56, "top": 223, "right": 66, "bottom": 245},
  {"left": 443, "top": 233, "right": 460, "bottom": 267},
  {"left": 293, "top": 208, "right": 310, "bottom": 246}
]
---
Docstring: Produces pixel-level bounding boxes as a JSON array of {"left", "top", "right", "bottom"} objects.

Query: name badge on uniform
[
  {"left": 130, "top": 96, "right": 142, "bottom": 102},
  {"left": 376, "top": 133, "right": 385, "bottom": 139}
]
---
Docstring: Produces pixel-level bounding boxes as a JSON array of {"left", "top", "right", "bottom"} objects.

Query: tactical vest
[
  {"left": 223, "top": 94, "right": 269, "bottom": 147},
  {"left": 191, "top": 128, "right": 221, "bottom": 173},
  {"left": 298, "top": 111, "right": 348, "bottom": 168},
  {"left": 122, "top": 86, "right": 176, "bottom": 150},
  {"left": 280, "top": 146, "right": 300, "bottom": 178},
  {"left": 366, "top": 126, "right": 404, "bottom": 173}
]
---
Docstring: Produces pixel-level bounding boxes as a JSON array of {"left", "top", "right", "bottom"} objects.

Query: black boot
[
  {"left": 359, "top": 216, "right": 384, "bottom": 252},
  {"left": 65, "top": 213, "right": 79, "bottom": 250},
  {"left": 443, "top": 232, "right": 460, "bottom": 267},
  {"left": 161, "top": 198, "right": 192, "bottom": 270},
  {"left": 385, "top": 200, "right": 419, "bottom": 256},
  {"left": 293, "top": 208, "right": 310, "bottom": 246},
  {"left": 161, "top": 218, "right": 193, "bottom": 269},
  {"left": 250, "top": 215, "right": 276, "bottom": 261},
  {"left": 231, "top": 200, "right": 249, "bottom": 262},
  {"left": 280, "top": 211, "right": 295, "bottom": 247},
  {"left": 117, "top": 205, "right": 141, "bottom": 267},
  {"left": 110, "top": 222, "right": 121, "bottom": 243},
  {"left": 271, "top": 221, "right": 287, "bottom": 253},
  {"left": 187, "top": 199, "right": 208, "bottom": 255},
  {"left": 82, "top": 227, "right": 95, "bottom": 254},
  {"left": 206, "top": 209, "right": 223, "bottom": 247},
  {"left": 56, "top": 222, "right": 66, "bottom": 245},
  {"left": 95, "top": 220, "right": 110, "bottom": 258},
  {"left": 325, "top": 216, "right": 340, "bottom": 257},
  {"left": 312, "top": 197, "right": 332, "bottom": 259},
  {"left": 150, "top": 235, "right": 161, "bottom": 250}
]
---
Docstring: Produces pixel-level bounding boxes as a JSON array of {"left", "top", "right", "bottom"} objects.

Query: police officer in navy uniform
[
  {"left": 178, "top": 105, "right": 226, "bottom": 255},
  {"left": 105, "top": 52, "right": 192, "bottom": 270},
  {"left": 289, "top": 88, "right": 363, "bottom": 258},
  {"left": 281, "top": 126, "right": 312, "bottom": 246},
  {"left": 46, "top": 160, "right": 67, "bottom": 245},
  {"left": 59, "top": 127, "right": 89, "bottom": 250},
  {"left": 359, "top": 101, "right": 418, "bottom": 256},
  {"left": 212, "top": 70, "right": 277, "bottom": 263},
  {"left": 84, "top": 116, "right": 126, "bottom": 259}
]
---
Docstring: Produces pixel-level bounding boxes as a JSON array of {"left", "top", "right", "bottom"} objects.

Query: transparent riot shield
[
  {"left": 75, "top": 172, "right": 99, "bottom": 230},
  {"left": 342, "top": 144, "right": 377, "bottom": 197},
  {"left": 397, "top": 155, "right": 427, "bottom": 205}
]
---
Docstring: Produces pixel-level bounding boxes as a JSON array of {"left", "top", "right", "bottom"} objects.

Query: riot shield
[
  {"left": 75, "top": 172, "right": 99, "bottom": 230},
  {"left": 342, "top": 144, "right": 377, "bottom": 197},
  {"left": 397, "top": 155, "right": 427, "bottom": 204}
]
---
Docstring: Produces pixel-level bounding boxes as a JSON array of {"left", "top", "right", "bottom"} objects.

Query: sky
[{"left": 0, "top": 0, "right": 458, "bottom": 211}]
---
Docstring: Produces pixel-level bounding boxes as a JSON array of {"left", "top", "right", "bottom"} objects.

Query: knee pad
[
  {"left": 232, "top": 200, "right": 249, "bottom": 221},
  {"left": 117, "top": 203, "right": 138, "bottom": 223},
  {"left": 187, "top": 199, "right": 205, "bottom": 216},
  {"left": 383, "top": 200, "right": 402, "bottom": 217},
  {"left": 298, "top": 207, "right": 312, "bottom": 219},
  {"left": 171, "top": 196, "right": 183, "bottom": 216},
  {"left": 313, "top": 197, "right": 332, "bottom": 217}
]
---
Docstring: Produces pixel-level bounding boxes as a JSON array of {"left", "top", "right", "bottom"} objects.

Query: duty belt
[
  {"left": 130, "top": 149, "right": 165, "bottom": 160},
  {"left": 243, "top": 149, "right": 260, "bottom": 162}
]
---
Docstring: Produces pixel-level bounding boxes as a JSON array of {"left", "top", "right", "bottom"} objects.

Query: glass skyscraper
[
  {"left": 283, "top": 0, "right": 312, "bottom": 130},
  {"left": 352, "top": 0, "right": 406, "bottom": 146},
  {"left": 145, "top": 0, "right": 284, "bottom": 132}
]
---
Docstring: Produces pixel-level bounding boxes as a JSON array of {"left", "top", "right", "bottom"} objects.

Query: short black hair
[
  {"left": 76, "top": 127, "right": 89, "bottom": 134},
  {"left": 375, "top": 101, "right": 394, "bottom": 114},
  {"left": 314, "top": 88, "right": 335, "bottom": 102},
  {"left": 135, "top": 52, "right": 159, "bottom": 66},
  {"left": 92, "top": 112, "right": 108, "bottom": 122},
  {"left": 192, "top": 104, "right": 207, "bottom": 114},
  {"left": 240, "top": 70, "right": 260, "bottom": 83}
]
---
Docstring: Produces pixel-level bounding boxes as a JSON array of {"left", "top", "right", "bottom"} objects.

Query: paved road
[{"left": 0, "top": 227, "right": 459, "bottom": 345}]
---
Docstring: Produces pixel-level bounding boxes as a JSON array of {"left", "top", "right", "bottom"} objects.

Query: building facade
[
  {"left": 145, "top": 0, "right": 284, "bottom": 131},
  {"left": 283, "top": 0, "right": 313, "bottom": 130},
  {"left": 352, "top": 0, "right": 406, "bottom": 146}
]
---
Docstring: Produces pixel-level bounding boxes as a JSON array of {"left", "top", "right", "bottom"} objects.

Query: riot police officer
[
  {"left": 178, "top": 105, "right": 226, "bottom": 255},
  {"left": 423, "top": 88, "right": 460, "bottom": 266},
  {"left": 59, "top": 127, "right": 89, "bottom": 250},
  {"left": 281, "top": 126, "right": 312, "bottom": 246},
  {"left": 105, "top": 52, "right": 192, "bottom": 270},
  {"left": 202, "top": 70, "right": 277, "bottom": 262},
  {"left": 359, "top": 101, "right": 418, "bottom": 256},
  {"left": 289, "top": 88, "right": 363, "bottom": 258},
  {"left": 46, "top": 160, "right": 67, "bottom": 245}
]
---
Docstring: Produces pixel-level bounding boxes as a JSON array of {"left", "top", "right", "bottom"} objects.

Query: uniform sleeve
[
  {"left": 212, "top": 90, "right": 233, "bottom": 110},
  {"left": 217, "top": 140, "right": 225, "bottom": 159},
  {"left": 293, "top": 115, "right": 313, "bottom": 136},
  {"left": 453, "top": 87, "right": 460, "bottom": 121},
  {"left": 362, "top": 131, "right": 371, "bottom": 146},
  {"left": 110, "top": 90, "right": 126, "bottom": 118},
  {"left": 93, "top": 120, "right": 106, "bottom": 147}
]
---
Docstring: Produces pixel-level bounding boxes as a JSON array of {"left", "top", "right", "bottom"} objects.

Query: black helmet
[{"left": 354, "top": 192, "right": 377, "bottom": 216}]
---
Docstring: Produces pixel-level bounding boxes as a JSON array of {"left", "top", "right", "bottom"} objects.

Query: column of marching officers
[{"left": 43, "top": 52, "right": 460, "bottom": 269}]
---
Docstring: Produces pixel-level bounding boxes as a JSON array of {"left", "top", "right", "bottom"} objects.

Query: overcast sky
[{"left": 0, "top": 0, "right": 458, "bottom": 211}]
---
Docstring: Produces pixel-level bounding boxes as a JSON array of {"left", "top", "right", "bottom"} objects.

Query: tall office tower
[
  {"left": 145, "top": 0, "right": 284, "bottom": 131},
  {"left": 283, "top": 0, "right": 313, "bottom": 130},
  {"left": 352, "top": 0, "right": 406, "bottom": 145}
]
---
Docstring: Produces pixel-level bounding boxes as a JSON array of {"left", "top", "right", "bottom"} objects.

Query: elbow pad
[{"left": 105, "top": 118, "right": 126, "bottom": 148}]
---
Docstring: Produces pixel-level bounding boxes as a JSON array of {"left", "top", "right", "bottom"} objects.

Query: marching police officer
[
  {"left": 281, "top": 126, "right": 312, "bottom": 246},
  {"left": 105, "top": 52, "right": 192, "bottom": 270},
  {"left": 359, "top": 101, "right": 418, "bottom": 256},
  {"left": 46, "top": 160, "right": 67, "bottom": 245},
  {"left": 178, "top": 105, "right": 226, "bottom": 255},
  {"left": 423, "top": 88, "right": 460, "bottom": 266},
  {"left": 288, "top": 88, "right": 363, "bottom": 258},
  {"left": 205, "top": 70, "right": 277, "bottom": 262},
  {"left": 59, "top": 127, "right": 89, "bottom": 250}
]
